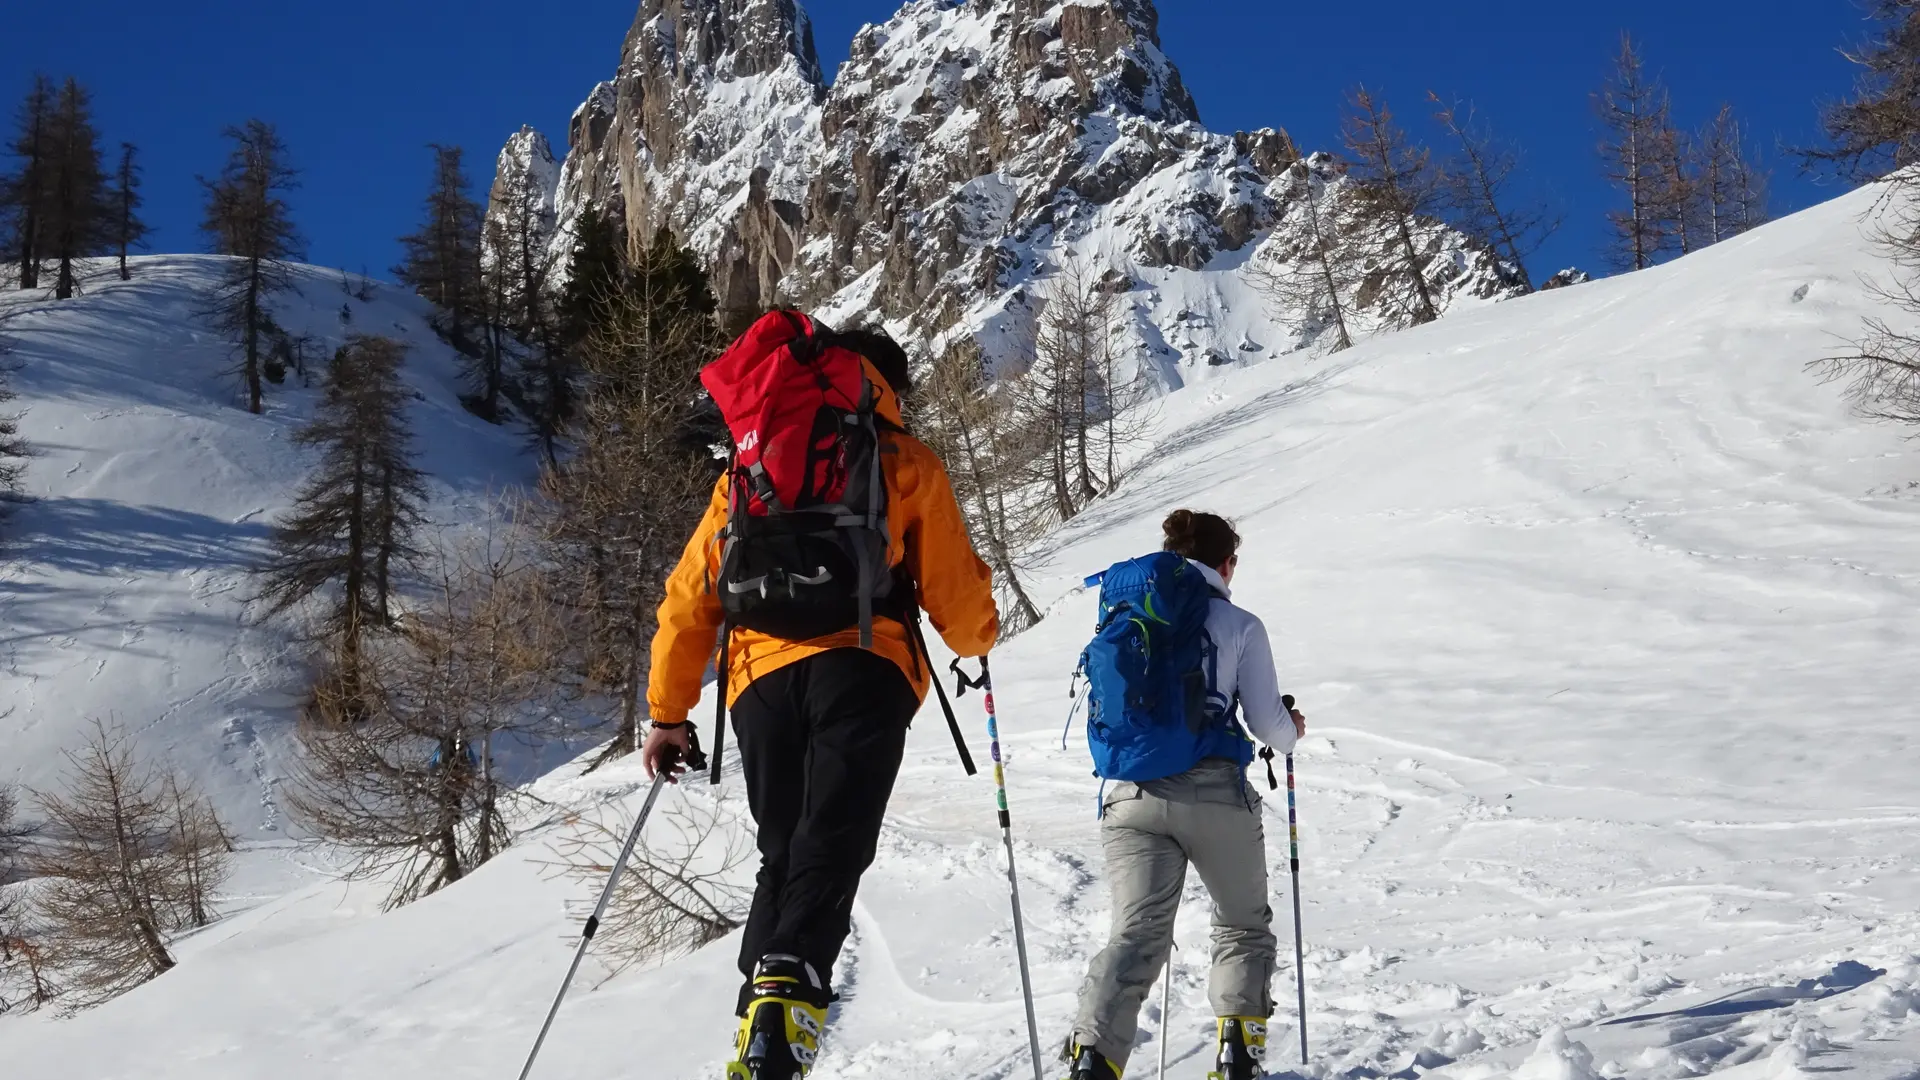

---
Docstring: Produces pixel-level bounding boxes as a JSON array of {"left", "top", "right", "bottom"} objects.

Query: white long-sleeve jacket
[{"left": 1190, "top": 559, "right": 1298, "bottom": 755}]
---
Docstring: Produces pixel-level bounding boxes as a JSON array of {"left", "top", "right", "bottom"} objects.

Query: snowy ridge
[
  {"left": 5, "top": 179, "right": 1918, "bottom": 1078},
  {"left": 0, "top": 257, "right": 534, "bottom": 837},
  {"left": 515, "top": 0, "right": 1521, "bottom": 384}
]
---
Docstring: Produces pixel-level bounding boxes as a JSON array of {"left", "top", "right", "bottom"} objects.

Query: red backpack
[
  {"left": 698, "top": 311, "right": 980, "bottom": 784},
  {"left": 699, "top": 311, "right": 897, "bottom": 648}
]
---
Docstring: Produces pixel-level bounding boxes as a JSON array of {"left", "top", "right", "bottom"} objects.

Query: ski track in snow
[{"left": 5, "top": 193, "right": 1920, "bottom": 1080}]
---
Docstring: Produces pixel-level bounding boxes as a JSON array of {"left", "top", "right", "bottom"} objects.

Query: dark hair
[
  {"left": 1162, "top": 509, "right": 1240, "bottom": 570},
  {"left": 836, "top": 326, "right": 913, "bottom": 397}
]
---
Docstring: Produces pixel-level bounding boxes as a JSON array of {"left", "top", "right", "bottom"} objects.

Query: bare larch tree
[
  {"left": 1429, "top": 94, "right": 1557, "bottom": 293},
  {"left": 200, "top": 120, "right": 303, "bottom": 414},
  {"left": 914, "top": 337, "right": 1045, "bottom": 633},
  {"left": 549, "top": 793, "right": 752, "bottom": 977},
  {"left": 26, "top": 722, "right": 231, "bottom": 1008},
  {"left": 1341, "top": 87, "right": 1443, "bottom": 327},
  {"left": 1809, "top": 1, "right": 1920, "bottom": 183},
  {"left": 1250, "top": 158, "right": 1359, "bottom": 353},
  {"left": 538, "top": 228, "right": 722, "bottom": 766},
  {"left": 1696, "top": 105, "right": 1769, "bottom": 245},
  {"left": 291, "top": 528, "right": 563, "bottom": 908},
  {"left": 1597, "top": 34, "right": 1678, "bottom": 271},
  {"left": 487, "top": 160, "right": 567, "bottom": 461}
]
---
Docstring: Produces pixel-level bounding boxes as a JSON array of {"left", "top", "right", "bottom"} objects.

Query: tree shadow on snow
[{"left": 4, "top": 496, "right": 270, "bottom": 576}]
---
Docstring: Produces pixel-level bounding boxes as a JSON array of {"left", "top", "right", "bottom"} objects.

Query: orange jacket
[{"left": 647, "top": 361, "right": 999, "bottom": 725}]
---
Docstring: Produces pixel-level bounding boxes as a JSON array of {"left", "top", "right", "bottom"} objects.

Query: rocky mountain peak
[{"left": 504, "top": 0, "right": 1522, "bottom": 389}]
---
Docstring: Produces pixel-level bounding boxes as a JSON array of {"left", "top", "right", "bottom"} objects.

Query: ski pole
[
  {"left": 1158, "top": 934, "right": 1176, "bottom": 1080},
  {"left": 517, "top": 733, "right": 705, "bottom": 1080},
  {"left": 953, "top": 656, "right": 1044, "bottom": 1080},
  {"left": 1282, "top": 694, "right": 1308, "bottom": 1066}
]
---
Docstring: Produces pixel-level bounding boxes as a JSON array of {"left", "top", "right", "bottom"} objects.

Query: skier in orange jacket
[{"left": 641, "top": 324, "right": 998, "bottom": 1078}]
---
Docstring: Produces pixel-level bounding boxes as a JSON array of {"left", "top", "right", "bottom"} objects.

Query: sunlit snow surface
[
  {"left": 0, "top": 256, "right": 538, "bottom": 836},
  {"left": 3, "top": 186, "right": 1919, "bottom": 1079}
]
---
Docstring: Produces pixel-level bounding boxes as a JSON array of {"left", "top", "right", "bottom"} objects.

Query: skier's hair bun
[{"left": 1162, "top": 509, "right": 1240, "bottom": 571}]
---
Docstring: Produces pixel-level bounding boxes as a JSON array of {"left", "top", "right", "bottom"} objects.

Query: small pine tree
[
  {"left": 394, "top": 144, "right": 483, "bottom": 351},
  {"left": 112, "top": 143, "right": 148, "bottom": 281},
  {"left": 257, "top": 335, "right": 427, "bottom": 704},
  {"left": 3, "top": 76, "right": 56, "bottom": 291},
  {"left": 1597, "top": 34, "right": 1676, "bottom": 271},
  {"left": 43, "top": 78, "right": 111, "bottom": 300},
  {"left": 1810, "top": 0, "right": 1920, "bottom": 183},
  {"left": 1341, "top": 86, "right": 1443, "bottom": 327},
  {"left": 200, "top": 120, "right": 304, "bottom": 414}
]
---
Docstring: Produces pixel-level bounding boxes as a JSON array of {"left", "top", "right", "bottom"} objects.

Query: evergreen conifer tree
[
  {"left": 2, "top": 76, "right": 55, "bottom": 290},
  {"left": 43, "top": 78, "right": 110, "bottom": 300},
  {"left": 257, "top": 335, "right": 427, "bottom": 705},
  {"left": 558, "top": 205, "right": 625, "bottom": 349},
  {"left": 112, "top": 143, "right": 148, "bottom": 281},
  {"left": 394, "top": 145, "right": 483, "bottom": 352},
  {"left": 200, "top": 120, "right": 303, "bottom": 414}
]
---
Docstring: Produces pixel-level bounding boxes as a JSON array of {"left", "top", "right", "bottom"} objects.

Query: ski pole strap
[
  {"left": 1260, "top": 747, "right": 1279, "bottom": 791},
  {"left": 913, "top": 620, "right": 978, "bottom": 776},
  {"left": 950, "top": 656, "right": 988, "bottom": 696},
  {"left": 709, "top": 622, "right": 732, "bottom": 786}
]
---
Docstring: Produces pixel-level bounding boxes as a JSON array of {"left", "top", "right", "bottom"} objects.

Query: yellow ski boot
[
  {"left": 1207, "top": 1016, "right": 1268, "bottom": 1080},
  {"left": 726, "top": 955, "right": 830, "bottom": 1080},
  {"left": 1065, "top": 1039, "right": 1123, "bottom": 1080}
]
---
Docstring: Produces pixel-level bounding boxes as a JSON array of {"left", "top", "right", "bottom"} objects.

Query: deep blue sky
[{"left": 7, "top": 1, "right": 1872, "bottom": 283}]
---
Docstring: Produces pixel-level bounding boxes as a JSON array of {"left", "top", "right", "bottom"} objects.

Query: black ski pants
[{"left": 730, "top": 646, "right": 917, "bottom": 1009}]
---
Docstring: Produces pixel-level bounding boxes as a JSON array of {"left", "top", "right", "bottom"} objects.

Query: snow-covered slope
[
  {"left": 0, "top": 257, "right": 533, "bottom": 836},
  {"left": 6, "top": 187, "right": 1920, "bottom": 1079}
]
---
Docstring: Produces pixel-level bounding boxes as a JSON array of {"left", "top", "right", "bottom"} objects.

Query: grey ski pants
[{"left": 1071, "top": 759, "right": 1277, "bottom": 1069}]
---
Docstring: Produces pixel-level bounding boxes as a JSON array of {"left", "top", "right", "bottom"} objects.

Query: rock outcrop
[{"left": 500, "top": 0, "right": 1524, "bottom": 384}]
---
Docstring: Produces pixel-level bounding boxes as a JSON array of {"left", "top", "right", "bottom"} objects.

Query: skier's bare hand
[
  {"left": 643, "top": 723, "right": 693, "bottom": 781},
  {"left": 1290, "top": 708, "right": 1307, "bottom": 738}
]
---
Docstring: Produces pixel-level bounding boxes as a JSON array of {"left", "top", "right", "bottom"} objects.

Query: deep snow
[
  {"left": 3, "top": 184, "right": 1920, "bottom": 1080},
  {"left": 0, "top": 256, "right": 535, "bottom": 836}
]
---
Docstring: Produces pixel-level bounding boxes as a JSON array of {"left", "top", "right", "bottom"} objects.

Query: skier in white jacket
[{"left": 1066, "top": 510, "right": 1306, "bottom": 1080}]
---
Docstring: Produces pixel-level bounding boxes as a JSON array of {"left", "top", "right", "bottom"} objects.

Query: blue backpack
[{"left": 1079, "top": 552, "right": 1242, "bottom": 782}]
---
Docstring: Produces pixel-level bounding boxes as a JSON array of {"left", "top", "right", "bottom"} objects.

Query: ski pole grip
[
  {"left": 684, "top": 727, "right": 709, "bottom": 774},
  {"left": 1282, "top": 694, "right": 1296, "bottom": 710}
]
